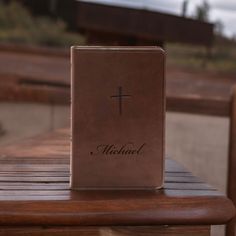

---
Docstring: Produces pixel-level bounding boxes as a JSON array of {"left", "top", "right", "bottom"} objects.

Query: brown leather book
[{"left": 71, "top": 46, "right": 165, "bottom": 190}]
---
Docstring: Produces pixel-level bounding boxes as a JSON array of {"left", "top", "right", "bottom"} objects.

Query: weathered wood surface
[
  {"left": 0, "top": 226, "right": 210, "bottom": 236},
  {"left": 167, "top": 95, "right": 230, "bottom": 117},
  {"left": 0, "top": 128, "right": 234, "bottom": 228},
  {"left": 0, "top": 43, "right": 68, "bottom": 58},
  {"left": 0, "top": 79, "right": 69, "bottom": 105},
  {"left": 227, "top": 87, "right": 236, "bottom": 236}
]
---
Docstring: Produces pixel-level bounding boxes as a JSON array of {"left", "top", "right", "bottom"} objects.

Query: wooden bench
[
  {"left": 167, "top": 89, "right": 236, "bottom": 236},
  {"left": 0, "top": 45, "right": 235, "bottom": 235},
  {"left": 0, "top": 128, "right": 234, "bottom": 236}
]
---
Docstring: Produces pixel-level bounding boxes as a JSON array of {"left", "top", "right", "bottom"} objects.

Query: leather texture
[{"left": 71, "top": 46, "right": 165, "bottom": 189}]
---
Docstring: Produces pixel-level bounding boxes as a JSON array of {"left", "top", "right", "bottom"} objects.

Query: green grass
[
  {"left": 166, "top": 37, "right": 236, "bottom": 76},
  {"left": 0, "top": 1, "right": 85, "bottom": 47}
]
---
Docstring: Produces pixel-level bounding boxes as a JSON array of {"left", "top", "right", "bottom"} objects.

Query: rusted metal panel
[{"left": 76, "top": 1, "right": 214, "bottom": 46}]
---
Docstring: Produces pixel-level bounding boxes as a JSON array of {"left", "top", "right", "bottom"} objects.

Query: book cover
[{"left": 71, "top": 46, "right": 165, "bottom": 189}]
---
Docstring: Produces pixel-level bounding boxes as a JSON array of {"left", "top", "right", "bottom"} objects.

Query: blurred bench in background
[{"left": 0, "top": 44, "right": 70, "bottom": 145}]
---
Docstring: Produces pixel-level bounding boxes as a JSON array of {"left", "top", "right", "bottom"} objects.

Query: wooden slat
[
  {"left": 0, "top": 83, "right": 230, "bottom": 117},
  {"left": 166, "top": 95, "right": 230, "bottom": 117},
  {"left": 0, "top": 43, "right": 69, "bottom": 58},
  {"left": 0, "top": 165, "right": 69, "bottom": 172},
  {"left": 227, "top": 87, "right": 236, "bottom": 236},
  {"left": 1, "top": 85, "right": 230, "bottom": 117},
  {"left": 0, "top": 128, "right": 233, "bottom": 228},
  {"left": 0, "top": 182, "right": 215, "bottom": 191},
  {"left": 0, "top": 83, "right": 70, "bottom": 105},
  {"left": 0, "top": 195, "right": 231, "bottom": 225},
  {"left": 0, "top": 225, "right": 210, "bottom": 236}
]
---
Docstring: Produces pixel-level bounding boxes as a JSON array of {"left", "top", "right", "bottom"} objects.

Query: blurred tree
[
  {"left": 0, "top": 1, "right": 85, "bottom": 47},
  {"left": 194, "top": 0, "right": 210, "bottom": 22},
  {"left": 182, "top": 0, "right": 189, "bottom": 17},
  {"left": 214, "top": 20, "right": 224, "bottom": 36}
]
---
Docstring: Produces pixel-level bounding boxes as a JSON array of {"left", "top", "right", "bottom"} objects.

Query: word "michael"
[{"left": 91, "top": 143, "right": 146, "bottom": 155}]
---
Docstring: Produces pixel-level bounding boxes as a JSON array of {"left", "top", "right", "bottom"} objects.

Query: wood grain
[
  {"left": 226, "top": 87, "right": 236, "bottom": 236},
  {"left": 0, "top": 128, "right": 234, "bottom": 229},
  {"left": 0, "top": 226, "right": 210, "bottom": 236},
  {"left": 166, "top": 95, "right": 230, "bottom": 117},
  {"left": 0, "top": 42, "right": 69, "bottom": 58},
  {"left": 0, "top": 82, "right": 69, "bottom": 105}
]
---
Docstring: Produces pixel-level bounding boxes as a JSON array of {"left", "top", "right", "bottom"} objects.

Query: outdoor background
[{"left": 0, "top": 1, "right": 235, "bottom": 235}]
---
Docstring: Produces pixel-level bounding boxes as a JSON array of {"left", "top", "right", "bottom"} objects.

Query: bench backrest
[{"left": 167, "top": 91, "right": 235, "bottom": 236}]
